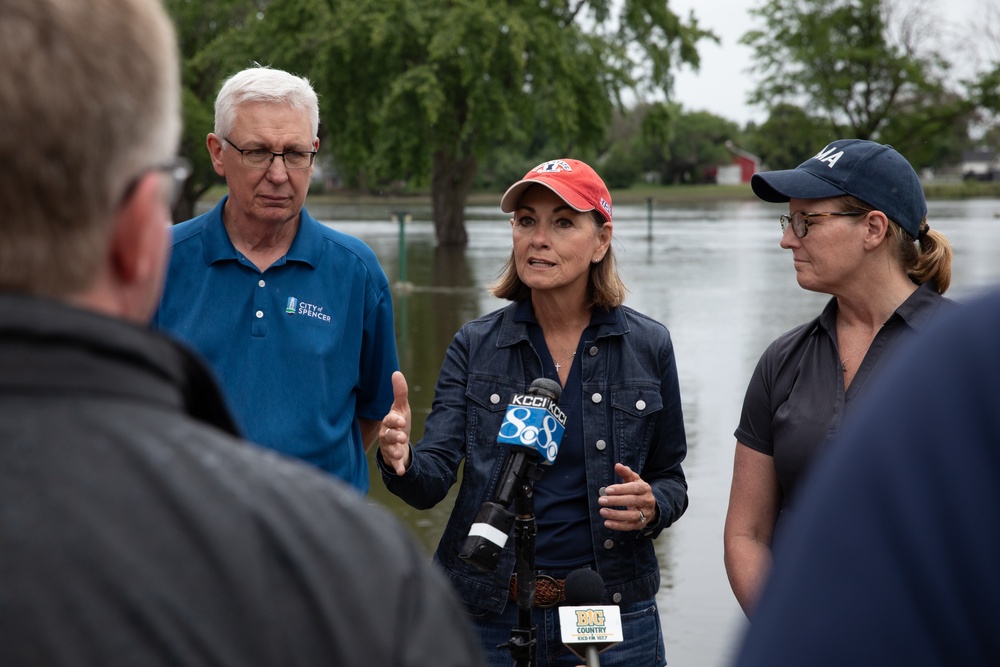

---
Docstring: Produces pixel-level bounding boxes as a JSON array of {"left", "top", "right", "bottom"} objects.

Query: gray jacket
[{"left": 0, "top": 293, "right": 483, "bottom": 667}]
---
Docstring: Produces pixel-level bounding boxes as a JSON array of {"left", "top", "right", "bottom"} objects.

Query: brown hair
[
  {"left": 491, "top": 211, "right": 627, "bottom": 308},
  {"left": 838, "top": 195, "right": 952, "bottom": 294}
]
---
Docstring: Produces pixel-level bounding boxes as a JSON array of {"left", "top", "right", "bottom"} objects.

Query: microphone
[
  {"left": 458, "top": 378, "right": 566, "bottom": 571},
  {"left": 559, "top": 569, "right": 624, "bottom": 667}
]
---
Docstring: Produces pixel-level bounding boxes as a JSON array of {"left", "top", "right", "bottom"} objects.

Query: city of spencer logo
[{"left": 285, "top": 297, "right": 331, "bottom": 322}]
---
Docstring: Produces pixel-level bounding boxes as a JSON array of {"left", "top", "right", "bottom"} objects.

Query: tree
[
  {"left": 633, "top": 105, "right": 740, "bottom": 184},
  {"left": 164, "top": 1, "right": 715, "bottom": 239},
  {"left": 600, "top": 107, "right": 649, "bottom": 189},
  {"left": 165, "top": 0, "right": 339, "bottom": 222},
  {"left": 741, "top": 0, "right": 985, "bottom": 162},
  {"left": 165, "top": 0, "right": 267, "bottom": 222},
  {"left": 877, "top": 91, "right": 978, "bottom": 168},
  {"left": 743, "top": 103, "right": 830, "bottom": 170},
  {"left": 317, "top": 0, "right": 716, "bottom": 245},
  {"left": 666, "top": 110, "right": 742, "bottom": 184}
]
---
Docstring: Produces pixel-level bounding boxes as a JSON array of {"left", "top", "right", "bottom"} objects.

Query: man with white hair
[
  {"left": 0, "top": 1, "right": 483, "bottom": 664},
  {"left": 154, "top": 65, "right": 398, "bottom": 493}
]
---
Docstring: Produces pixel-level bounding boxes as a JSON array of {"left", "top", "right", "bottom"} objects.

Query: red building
[{"left": 717, "top": 141, "right": 761, "bottom": 185}]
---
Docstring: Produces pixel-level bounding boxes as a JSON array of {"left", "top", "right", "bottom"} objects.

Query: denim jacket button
[
  {"left": 612, "top": 592, "right": 622, "bottom": 603},
  {"left": 588, "top": 346, "right": 598, "bottom": 356},
  {"left": 603, "top": 539, "right": 614, "bottom": 550},
  {"left": 591, "top": 393, "right": 603, "bottom": 404},
  {"left": 595, "top": 439, "right": 607, "bottom": 451},
  {"left": 635, "top": 399, "right": 646, "bottom": 411},
  {"left": 490, "top": 393, "right": 500, "bottom": 405}
]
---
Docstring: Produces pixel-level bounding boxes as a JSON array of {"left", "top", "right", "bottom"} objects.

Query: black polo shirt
[{"left": 735, "top": 281, "right": 952, "bottom": 508}]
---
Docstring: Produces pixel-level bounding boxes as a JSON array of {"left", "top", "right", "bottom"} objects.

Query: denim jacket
[{"left": 378, "top": 302, "right": 688, "bottom": 613}]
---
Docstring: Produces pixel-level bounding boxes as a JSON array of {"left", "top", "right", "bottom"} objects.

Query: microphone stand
[{"left": 504, "top": 463, "right": 543, "bottom": 667}]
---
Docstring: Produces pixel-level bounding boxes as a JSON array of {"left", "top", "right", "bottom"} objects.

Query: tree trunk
[
  {"left": 172, "top": 192, "right": 197, "bottom": 225},
  {"left": 171, "top": 182, "right": 212, "bottom": 225},
  {"left": 430, "top": 150, "right": 477, "bottom": 247}
]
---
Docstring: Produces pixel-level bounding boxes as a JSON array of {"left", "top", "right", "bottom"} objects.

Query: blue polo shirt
[{"left": 152, "top": 197, "right": 398, "bottom": 493}]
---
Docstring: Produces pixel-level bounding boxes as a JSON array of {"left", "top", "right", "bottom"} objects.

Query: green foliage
[
  {"left": 669, "top": 111, "right": 742, "bottom": 183},
  {"left": 601, "top": 143, "right": 644, "bottom": 189},
  {"left": 165, "top": 0, "right": 308, "bottom": 219},
  {"left": 742, "top": 103, "right": 830, "bottom": 169},
  {"left": 319, "top": 0, "right": 633, "bottom": 184},
  {"left": 313, "top": 0, "right": 715, "bottom": 241},
  {"left": 743, "top": 0, "right": 964, "bottom": 142},
  {"left": 632, "top": 104, "right": 740, "bottom": 184},
  {"left": 739, "top": 0, "right": 1000, "bottom": 174},
  {"left": 877, "top": 91, "right": 977, "bottom": 168},
  {"left": 640, "top": 102, "right": 676, "bottom": 152},
  {"left": 165, "top": 0, "right": 716, "bottom": 238}
]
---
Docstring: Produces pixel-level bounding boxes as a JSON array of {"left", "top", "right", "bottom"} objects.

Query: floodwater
[{"left": 309, "top": 195, "right": 1000, "bottom": 667}]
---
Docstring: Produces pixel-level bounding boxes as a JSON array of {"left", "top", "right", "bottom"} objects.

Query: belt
[{"left": 508, "top": 574, "right": 566, "bottom": 608}]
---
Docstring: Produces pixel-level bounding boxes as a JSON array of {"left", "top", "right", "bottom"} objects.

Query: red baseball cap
[{"left": 500, "top": 159, "right": 613, "bottom": 222}]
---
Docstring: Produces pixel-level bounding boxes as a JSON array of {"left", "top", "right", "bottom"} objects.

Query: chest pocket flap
[{"left": 610, "top": 385, "right": 663, "bottom": 417}]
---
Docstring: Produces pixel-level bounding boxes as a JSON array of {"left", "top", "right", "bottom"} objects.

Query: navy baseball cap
[{"left": 750, "top": 139, "right": 926, "bottom": 238}]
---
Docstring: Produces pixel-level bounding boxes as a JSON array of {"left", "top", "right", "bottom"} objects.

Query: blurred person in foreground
[
  {"left": 0, "top": 1, "right": 483, "bottom": 665},
  {"left": 724, "top": 139, "right": 955, "bottom": 617},
  {"left": 377, "top": 159, "right": 688, "bottom": 666},
  {"left": 734, "top": 287, "right": 1000, "bottom": 666},
  {"left": 152, "top": 65, "right": 398, "bottom": 493}
]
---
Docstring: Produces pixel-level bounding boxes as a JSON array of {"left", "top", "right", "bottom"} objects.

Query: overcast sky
[{"left": 667, "top": 0, "right": 989, "bottom": 127}]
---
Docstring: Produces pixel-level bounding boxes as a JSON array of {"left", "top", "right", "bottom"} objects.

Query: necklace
[
  {"left": 545, "top": 331, "right": 582, "bottom": 372},
  {"left": 840, "top": 353, "right": 857, "bottom": 372},
  {"left": 553, "top": 350, "right": 576, "bottom": 372}
]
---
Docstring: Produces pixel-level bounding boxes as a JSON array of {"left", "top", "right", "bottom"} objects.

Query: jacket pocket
[
  {"left": 464, "top": 375, "right": 523, "bottom": 482},
  {"left": 610, "top": 384, "right": 663, "bottom": 468}
]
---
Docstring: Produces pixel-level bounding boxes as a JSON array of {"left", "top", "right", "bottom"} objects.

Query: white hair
[{"left": 214, "top": 65, "right": 320, "bottom": 140}]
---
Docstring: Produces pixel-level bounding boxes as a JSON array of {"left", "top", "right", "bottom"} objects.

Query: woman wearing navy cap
[
  {"left": 724, "top": 139, "right": 955, "bottom": 617},
  {"left": 377, "top": 159, "right": 688, "bottom": 666}
]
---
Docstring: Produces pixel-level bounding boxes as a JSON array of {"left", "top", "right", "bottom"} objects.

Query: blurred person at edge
[
  {"left": 377, "top": 159, "right": 689, "bottom": 666},
  {"left": 0, "top": 0, "right": 484, "bottom": 665},
  {"left": 724, "top": 139, "right": 955, "bottom": 617},
  {"left": 152, "top": 64, "right": 398, "bottom": 493}
]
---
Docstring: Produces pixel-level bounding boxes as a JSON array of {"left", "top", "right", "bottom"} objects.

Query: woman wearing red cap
[
  {"left": 377, "top": 159, "right": 688, "bottom": 666},
  {"left": 724, "top": 139, "right": 955, "bottom": 618}
]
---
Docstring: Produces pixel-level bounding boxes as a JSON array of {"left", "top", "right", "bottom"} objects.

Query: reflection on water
[{"left": 314, "top": 196, "right": 1000, "bottom": 667}]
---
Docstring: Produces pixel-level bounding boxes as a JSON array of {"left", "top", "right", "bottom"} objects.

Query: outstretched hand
[
  {"left": 598, "top": 463, "right": 658, "bottom": 532},
  {"left": 378, "top": 371, "right": 413, "bottom": 476}
]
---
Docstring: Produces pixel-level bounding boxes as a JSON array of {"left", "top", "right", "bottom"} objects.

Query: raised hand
[{"left": 378, "top": 371, "right": 413, "bottom": 476}]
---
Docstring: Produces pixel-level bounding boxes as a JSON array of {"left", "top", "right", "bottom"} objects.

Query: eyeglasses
[
  {"left": 120, "top": 156, "right": 192, "bottom": 211},
  {"left": 779, "top": 210, "right": 867, "bottom": 238},
  {"left": 223, "top": 136, "right": 317, "bottom": 170}
]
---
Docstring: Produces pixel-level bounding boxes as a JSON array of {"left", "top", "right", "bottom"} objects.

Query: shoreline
[{"left": 198, "top": 179, "right": 1000, "bottom": 210}]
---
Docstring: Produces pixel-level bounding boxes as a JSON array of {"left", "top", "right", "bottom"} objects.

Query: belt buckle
[{"left": 534, "top": 574, "right": 564, "bottom": 609}]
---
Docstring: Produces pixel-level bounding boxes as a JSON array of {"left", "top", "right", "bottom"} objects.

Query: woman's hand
[
  {"left": 599, "top": 463, "right": 658, "bottom": 531},
  {"left": 379, "top": 371, "right": 413, "bottom": 476}
]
